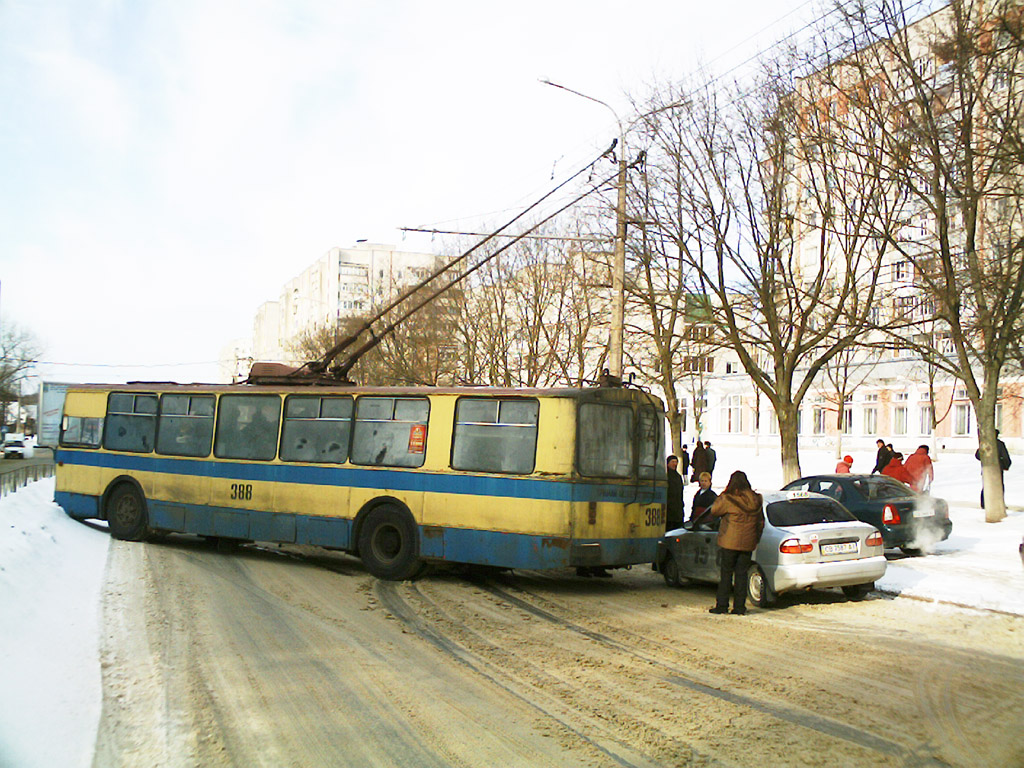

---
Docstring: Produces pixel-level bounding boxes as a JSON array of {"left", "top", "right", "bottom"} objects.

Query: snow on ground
[
  {"left": 0, "top": 479, "right": 108, "bottom": 768},
  {"left": 0, "top": 446, "right": 1022, "bottom": 767}
]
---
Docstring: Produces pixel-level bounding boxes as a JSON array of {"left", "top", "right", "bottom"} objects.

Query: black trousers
[{"left": 716, "top": 548, "right": 752, "bottom": 611}]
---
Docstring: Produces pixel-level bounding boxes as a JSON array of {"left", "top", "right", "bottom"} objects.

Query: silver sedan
[{"left": 655, "top": 490, "right": 887, "bottom": 606}]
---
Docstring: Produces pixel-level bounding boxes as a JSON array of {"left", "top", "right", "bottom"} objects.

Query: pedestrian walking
[
  {"left": 709, "top": 470, "right": 764, "bottom": 616},
  {"left": 705, "top": 441, "right": 718, "bottom": 478},
  {"left": 835, "top": 455, "right": 853, "bottom": 474},
  {"left": 679, "top": 446, "right": 690, "bottom": 479},
  {"left": 976, "top": 430, "right": 1012, "bottom": 509},
  {"left": 872, "top": 439, "right": 892, "bottom": 474},
  {"left": 690, "top": 442, "right": 709, "bottom": 483},
  {"left": 666, "top": 455, "right": 685, "bottom": 531},
  {"left": 903, "top": 445, "right": 934, "bottom": 492}
]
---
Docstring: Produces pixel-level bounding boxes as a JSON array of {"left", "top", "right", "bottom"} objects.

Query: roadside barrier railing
[{"left": 0, "top": 463, "right": 55, "bottom": 499}]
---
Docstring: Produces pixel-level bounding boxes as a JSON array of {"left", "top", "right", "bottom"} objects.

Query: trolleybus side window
[
  {"left": 637, "top": 406, "right": 665, "bottom": 480},
  {"left": 351, "top": 396, "right": 429, "bottom": 468},
  {"left": 451, "top": 397, "right": 539, "bottom": 474},
  {"left": 61, "top": 416, "right": 103, "bottom": 448},
  {"left": 280, "top": 395, "right": 353, "bottom": 463},
  {"left": 156, "top": 394, "right": 215, "bottom": 457},
  {"left": 577, "top": 403, "right": 634, "bottom": 478},
  {"left": 214, "top": 394, "right": 282, "bottom": 461},
  {"left": 104, "top": 393, "right": 158, "bottom": 453}
]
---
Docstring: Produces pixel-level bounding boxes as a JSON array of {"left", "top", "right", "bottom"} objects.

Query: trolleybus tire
[
  {"left": 358, "top": 505, "right": 424, "bottom": 581},
  {"left": 106, "top": 484, "right": 150, "bottom": 542},
  {"left": 747, "top": 565, "right": 775, "bottom": 608}
]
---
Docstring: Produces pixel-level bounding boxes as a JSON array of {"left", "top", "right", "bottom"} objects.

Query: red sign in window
[{"left": 408, "top": 424, "right": 426, "bottom": 454}]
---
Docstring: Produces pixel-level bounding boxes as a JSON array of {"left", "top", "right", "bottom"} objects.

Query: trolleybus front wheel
[
  {"left": 106, "top": 484, "right": 151, "bottom": 541},
  {"left": 358, "top": 505, "right": 424, "bottom": 581}
]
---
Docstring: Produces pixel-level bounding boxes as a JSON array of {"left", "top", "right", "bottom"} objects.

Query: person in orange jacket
[
  {"left": 882, "top": 452, "right": 912, "bottom": 485},
  {"left": 903, "top": 445, "right": 934, "bottom": 492},
  {"left": 835, "top": 455, "right": 853, "bottom": 474}
]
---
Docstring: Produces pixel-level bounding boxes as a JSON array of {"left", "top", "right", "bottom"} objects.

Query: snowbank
[{"left": 0, "top": 479, "right": 108, "bottom": 768}]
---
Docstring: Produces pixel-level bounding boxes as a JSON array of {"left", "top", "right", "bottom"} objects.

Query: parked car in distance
[
  {"left": 781, "top": 474, "right": 951, "bottom": 554},
  {"left": 2, "top": 433, "right": 34, "bottom": 460},
  {"left": 655, "top": 490, "right": 886, "bottom": 607}
]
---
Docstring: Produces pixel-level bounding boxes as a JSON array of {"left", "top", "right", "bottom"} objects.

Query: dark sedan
[{"left": 781, "top": 474, "right": 952, "bottom": 554}]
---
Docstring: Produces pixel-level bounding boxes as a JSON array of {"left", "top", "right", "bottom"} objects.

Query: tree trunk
[{"left": 776, "top": 404, "right": 802, "bottom": 484}]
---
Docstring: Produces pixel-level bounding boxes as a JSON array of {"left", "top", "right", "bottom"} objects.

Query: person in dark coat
[
  {"left": 690, "top": 472, "right": 717, "bottom": 522},
  {"left": 679, "top": 446, "right": 690, "bottom": 479},
  {"left": 872, "top": 439, "right": 892, "bottom": 474},
  {"left": 690, "top": 442, "right": 709, "bottom": 483},
  {"left": 666, "top": 455, "right": 685, "bottom": 530},
  {"left": 976, "top": 430, "right": 1012, "bottom": 509},
  {"left": 704, "top": 441, "right": 718, "bottom": 478},
  {"left": 709, "top": 470, "right": 764, "bottom": 615}
]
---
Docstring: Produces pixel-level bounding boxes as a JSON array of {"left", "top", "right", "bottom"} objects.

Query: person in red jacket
[
  {"left": 882, "top": 452, "right": 912, "bottom": 485},
  {"left": 903, "top": 445, "right": 934, "bottom": 492},
  {"left": 835, "top": 455, "right": 853, "bottom": 474}
]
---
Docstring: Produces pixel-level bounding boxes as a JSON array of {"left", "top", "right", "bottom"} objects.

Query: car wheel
[
  {"left": 358, "top": 504, "right": 425, "bottom": 581},
  {"left": 899, "top": 546, "right": 923, "bottom": 556},
  {"left": 842, "top": 582, "right": 874, "bottom": 601},
  {"left": 747, "top": 566, "right": 775, "bottom": 607},
  {"left": 106, "top": 484, "right": 150, "bottom": 541},
  {"left": 662, "top": 555, "right": 682, "bottom": 587}
]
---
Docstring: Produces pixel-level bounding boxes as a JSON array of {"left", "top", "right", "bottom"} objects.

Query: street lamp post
[{"left": 541, "top": 79, "right": 627, "bottom": 383}]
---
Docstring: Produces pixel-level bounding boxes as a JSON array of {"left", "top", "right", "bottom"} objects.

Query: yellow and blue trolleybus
[{"left": 55, "top": 382, "right": 667, "bottom": 579}]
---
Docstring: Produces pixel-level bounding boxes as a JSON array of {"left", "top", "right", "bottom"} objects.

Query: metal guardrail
[{"left": 0, "top": 463, "right": 55, "bottom": 498}]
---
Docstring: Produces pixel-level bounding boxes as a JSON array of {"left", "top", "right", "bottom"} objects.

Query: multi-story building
[
  {"left": 660, "top": 1, "right": 1023, "bottom": 458},
  {"left": 244, "top": 242, "right": 440, "bottom": 372}
]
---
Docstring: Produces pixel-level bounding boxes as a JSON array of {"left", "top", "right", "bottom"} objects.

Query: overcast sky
[{"left": 1, "top": 0, "right": 815, "bottom": 386}]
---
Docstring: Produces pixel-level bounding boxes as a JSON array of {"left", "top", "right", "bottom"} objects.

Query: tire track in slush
[
  {"left": 410, "top": 578, "right": 942, "bottom": 766},
  {"left": 373, "top": 580, "right": 668, "bottom": 768}
]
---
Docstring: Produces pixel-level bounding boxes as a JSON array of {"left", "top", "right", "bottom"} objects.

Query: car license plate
[
  {"left": 821, "top": 542, "right": 858, "bottom": 556},
  {"left": 913, "top": 508, "right": 934, "bottom": 517}
]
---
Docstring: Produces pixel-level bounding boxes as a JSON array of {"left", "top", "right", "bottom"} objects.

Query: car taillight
[
  {"left": 866, "top": 531, "right": 884, "bottom": 547},
  {"left": 780, "top": 538, "right": 813, "bottom": 554},
  {"left": 883, "top": 504, "right": 901, "bottom": 525}
]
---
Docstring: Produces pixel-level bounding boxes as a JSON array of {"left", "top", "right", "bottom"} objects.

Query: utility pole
[{"left": 541, "top": 80, "right": 627, "bottom": 383}]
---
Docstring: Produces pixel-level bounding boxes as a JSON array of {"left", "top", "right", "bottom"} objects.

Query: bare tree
[
  {"left": 630, "top": 59, "right": 893, "bottom": 482},
  {"left": 0, "top": 320, "right": 41, "bottom": 431},
  {"left": 825, "top": 0, "right": 1024, "bottom": 521}
]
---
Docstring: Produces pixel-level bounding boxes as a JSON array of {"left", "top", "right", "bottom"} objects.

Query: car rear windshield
[
  {"left": 849, "top": 476, "right": 914, "bottom": 500},
  {"left": 767, "top": 498, "right": 857, "bottom": 527}
]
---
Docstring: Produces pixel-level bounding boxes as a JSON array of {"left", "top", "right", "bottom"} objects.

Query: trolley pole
[{"left": 541, "top": 79, "right": 627, "bottom": 383}]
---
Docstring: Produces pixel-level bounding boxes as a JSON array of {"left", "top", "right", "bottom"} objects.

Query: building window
[
  {"left": 864, "top": 407, "right": 878, "bottom": 435},
  {"left": 894, "top": 407, "right": 908, "bottom": 435},
  {"left": 919, "top": 405, "right": 933, "bottom": 436},
  {"left": 723, "top": 395, "right": 743, "bottom": 434},
  {"left": 843, "top": 408, "right": 853, "bottom": 435},
  {"left": 954, "top": 403, "right": 972, "bottom": 435},
  {"left": 813, "top": 407, "right": 827, "bottom": 435}
]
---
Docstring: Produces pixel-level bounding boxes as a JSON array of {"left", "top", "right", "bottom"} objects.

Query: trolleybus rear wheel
[
  {"left": 359, "top": 505, "right": 424, "bottom": 581},
  {"left": 106, "top": 484, "right": 150, "bottom": 541}
]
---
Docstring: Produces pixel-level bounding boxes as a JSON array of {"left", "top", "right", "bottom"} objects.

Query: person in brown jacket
[{"left": 709, "top": 470, "right": 764, "bottom": 615}]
